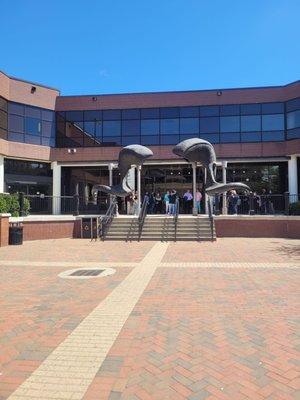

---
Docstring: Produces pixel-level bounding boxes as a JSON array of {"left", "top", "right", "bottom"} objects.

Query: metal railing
[
  {"left": 174, "top": 197, "right": 179, "bottom": 241},
  {"left": 213, "top": 193, "right": 299, "bottom": 216},
  {"left": 99, "top": 197, "right": 117, "bottom": 240},
  {"left": 138, "top": 197, "right": 148, "bottom": 241},
  {"left": 207, "top": 196, "right": 215, "bottom": 241}
]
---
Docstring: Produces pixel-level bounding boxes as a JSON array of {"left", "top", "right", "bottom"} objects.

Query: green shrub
[
  {"left": 0, "top": 193, "right": 30, "bottom": 217},
  {"left": 289, "top": 201, "right": 300, "bottom": 215}
]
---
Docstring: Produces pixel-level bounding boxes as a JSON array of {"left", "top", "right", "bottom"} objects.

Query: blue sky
[{"left": 1, "top": 0, "right": 299, "bottom": 95}]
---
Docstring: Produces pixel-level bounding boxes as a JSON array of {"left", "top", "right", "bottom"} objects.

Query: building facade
[{"left": 0, "top": 70, "right": 299, "bottom": 214}]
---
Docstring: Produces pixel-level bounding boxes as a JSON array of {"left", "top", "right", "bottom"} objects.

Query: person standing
[
  {"left": 164, "top": 190, "right": 170, "bottom": 214},
  {"left": 168, "top": 190, "right": 176, "bottom": 215},
  {"left": 183, "top": 189, "right": 193, "bottom": 214},
  {"left": 155, "top": 191, "right": 162, "bottom": 214},
  {"left": 227, "top": 190, "right": 239, "bottom": 215},
  {"left": 195, "top": 189, "right": 202, "bottom": 214}
]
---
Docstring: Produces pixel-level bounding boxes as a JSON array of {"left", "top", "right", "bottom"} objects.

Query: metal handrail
[
  {"left": 173, "top": 197, "right": 179, "bottom": 241},
  {"left": 138, "top": 197, "right": 148, "bottom": 241},
  {"left": 207, "top": 196, "right": 215, "bottom": 241},
  {"left": 100, "top": 197, "right": 117, "bottom": 240}
]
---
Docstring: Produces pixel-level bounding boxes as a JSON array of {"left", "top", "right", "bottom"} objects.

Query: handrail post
[
  {"left": 284, "top": 191, "right": 290, "bottom": 215},
  {"left": 249, "top": 192, "right": 255, "bottom": 215},
  {"left": 73, "top": 194, "right": 80, "bottom": 216}
]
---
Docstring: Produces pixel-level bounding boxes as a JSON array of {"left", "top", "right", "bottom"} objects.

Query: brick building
[{"left": 0, "top": 70, "right": 299, "bottom": 214}]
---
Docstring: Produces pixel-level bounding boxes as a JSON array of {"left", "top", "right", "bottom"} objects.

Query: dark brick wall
[{"left": 215, "top": 218, "right": 300, "bottom": 239}]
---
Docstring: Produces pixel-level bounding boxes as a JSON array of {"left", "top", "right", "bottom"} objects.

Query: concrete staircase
[{"left": 104, "top": 216, "right": 216, "bottom": 241}]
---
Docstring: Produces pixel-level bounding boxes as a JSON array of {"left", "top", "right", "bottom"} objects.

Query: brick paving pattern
[
  {"left": 0, "top": 264, "right": 132, "bottom": 399},
  {"left": 163, "top": 238, "right": 300, "bottom": 263},
  {"left": 0, "top": 238, "right": 299, "bottom": 399}
]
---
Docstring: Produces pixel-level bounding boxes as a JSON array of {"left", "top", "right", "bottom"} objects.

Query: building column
[
  {"left": 222, "top": 161, "right": 228, "bottom": 214},
  {"left": 136, "top": 165, "right": 142, "bottom": 212},
  {"left": 192, "top": 163, "right": 197, "bottom": 215},
  {"left": 108, "top": 163, "right": 114, "bottom": 205},
  {"left": 288, "top": 155, "right": 299, "bottom": 202},
  {"left": 204, "top": 168, "right": 209, "bottom": 214},
  {"left": 51, "top": 162, "right": 61, "bottom": 214},
  {"left": 0, "top": 155, "right": 4, "bottom": 193}
]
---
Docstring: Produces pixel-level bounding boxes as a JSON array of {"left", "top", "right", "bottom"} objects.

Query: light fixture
[
  {"left": 242, "top": 170, "right": 246, "bottom": 174},
  {"left": 67, "top": 148, "right": 77, "bottom": 154},
  {"left": 31, "top": 86, "right": 36, "bottom": 94},
  {"left": 217, "top": 91, "right": 222, "bottom": 96}
]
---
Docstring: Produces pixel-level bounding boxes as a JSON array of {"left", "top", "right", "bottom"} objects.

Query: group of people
[
  {"left": 143, "top": 189, "right": 203, "bottom": 215},
  {"left": 226, "top": 189, "right": 275, "bottom": 215},
  {"left": 126, "top": 188, "right": 276, "bottom": 216}
]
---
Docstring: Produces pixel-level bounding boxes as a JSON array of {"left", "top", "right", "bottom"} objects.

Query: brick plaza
[{"left": 0, "top": 238, "right": 299, "bottom": 400}]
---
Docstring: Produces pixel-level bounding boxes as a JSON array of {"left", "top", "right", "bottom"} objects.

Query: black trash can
[{"left": 9, "top": 223, "right": 23, "bottom": 245}]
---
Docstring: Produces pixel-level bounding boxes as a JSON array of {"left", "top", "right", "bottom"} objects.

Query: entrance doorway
[{"left": 141, "top": 164, "right": 205, "bottom": 214}]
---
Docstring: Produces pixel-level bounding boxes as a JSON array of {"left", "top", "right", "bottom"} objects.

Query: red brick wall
[
  {"left": 22, "top": 220, "right": 81, "bottom": 241},
  {"left": 0, "top": 215, "right": 9, "bottom": 247},
  {"left": 215, "top": 218, "right": 300, "bottom": 239},
  {"left": 55, "top": 81, "right": 300, "bottom": 111}
]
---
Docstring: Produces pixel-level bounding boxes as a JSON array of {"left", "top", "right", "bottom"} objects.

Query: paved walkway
[{"left": 0, "top": 238, "right": 299, "bottom": 399}]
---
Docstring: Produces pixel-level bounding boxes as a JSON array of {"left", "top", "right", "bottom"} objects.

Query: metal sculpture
[
  {"left": 92, "top": 144, "right": 153, "bottom": 197},
  {"left": 173, "top": 138, "right": 250, "bottom": 195}
]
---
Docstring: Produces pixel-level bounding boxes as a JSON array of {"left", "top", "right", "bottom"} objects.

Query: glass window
[
  {"left": 160, "top": 135, "right": 179, "bottom": 144},
  {"left": 240, "top": 103, "right": 261, "bottom": 115},
  {"left": 220, "top": 104, "right": 240, "bottom": 115},
  {"left": 262, "top": 131, "right": 285, "bottom": 141},
  {"left": 200, "top": 117, "right": 219, "bottom": 133},
  {"left": 25, "top": 106, "right": 41, "bottom": 118},
  {"left": 41, "top": 137, "right": 55, "bottom": 147},
  {"left": 262, "top": 114, "right": 284, "bottom": 131},
  {"left": 141, "top": 135, "right": 160, "bottom": 145},
  {"left": 9, "top": 114, "right": 24, "bottom": 132},
  {"left": 160, "top": 107, "right": 179, "bottom": 118},
  {"left": 261, "top": 102, "right": 284, "bottom": 114},
  {"left": 95, "top": 121, "right": 102, "bottom": 137},
  {"left": 0, "top": 97, "right": 8, "bottom": 112},
  {"left": 84, "top": 110, "right": 102, "bottom": 120},
  {"left": 25, "top": 134, "right": 41, "bottom": 145},
  {"left": 84, "top": 121, "right": 95, "bottom": 136},
  {"left": 122, "top": 120, "right": 140, "bottom": 136},
  {"left": 220, "top": 132, "right": 240, "bottom": 142},
  {"left": 42, "top": 121, "right": 54, "bottom": 137},
  {"left": 241, "top": 132, "right": 261, "bottom": 142},
  {"left": 103, "top": 121, "right": 121, "bottom": 136},
  {"left": 141, "top": 119, "right": 159, "bottom": 135},
  {"left": 287, "top": 128, "right": 300, "bottom": 140},
  {"left": 102, "top": 110, "right": 121, "bottom": 120},
  {"left": 65, "top": 111, "right": 84, "bottom": 122},
  {"left": 102, "top": 136, "right": 121, "bottom": 144},
  {"left": 42, "top": 110, "right": 54, "bottom": 121},
  {"left": 286, "top": 97, "right": 300, "bottom": 112},
  {"left": 122, "top": 136, "right": 140, "bottom": 145},
  {"left": 180, "top": 107, "right": 199, "bottom": 117},
  {"left": 220, "top": 116, "right": 240, "bottom": 132},
  {"left": 199, "top": 133, "right": 219, "bottom": 143},
  {"left": 180, "top": 133, "right": 200, "bottom": 141},
  {"left": 241, "top": 115, "right": 261, "bottom": 132},
  {"left": 180, "top": 118, "right": 199, "bottom": 134},
  {"left": 200, "top": 106, "right": 219, "bottom": 117},
  {"left": 8, "top": 102, "right": 24, "bottom": 115},
  {"left": 287, "top": 110, "right": 300, "bottom": 129},
  {"left": 0, "top": 110, "right": 7, "bottom": 130},
  {"left": 122, "top": 109, "right": 140, "bottom": 119},
  {"left": 160, "top": 118, "right": 179, "bottom": 134},
  {"left": 8, "top": 132, "right": 24, "bottom": 142},
  {"left": 140, "top": 108, "right": 160, "bottom": 119}
]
